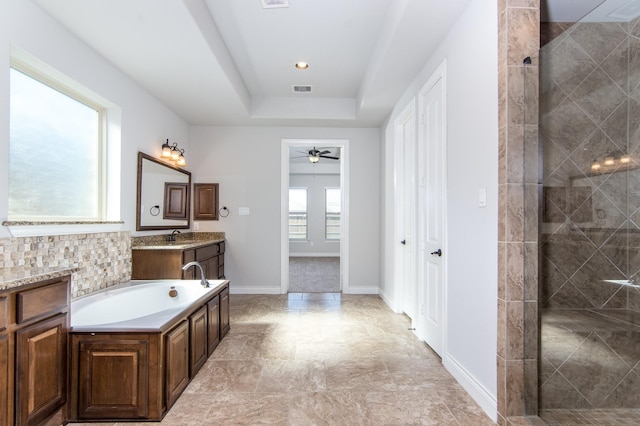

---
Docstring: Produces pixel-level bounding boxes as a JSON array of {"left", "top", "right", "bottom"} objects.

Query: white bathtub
[{"left": 71, "top": 279, "right": 227, "bottom": 331}]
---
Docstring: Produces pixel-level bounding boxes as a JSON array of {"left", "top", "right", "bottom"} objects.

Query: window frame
[{"left": 8, "top": 59, "right": 108, "bottom": 223}]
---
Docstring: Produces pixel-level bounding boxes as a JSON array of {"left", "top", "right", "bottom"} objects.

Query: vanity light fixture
[
  {"left": 160, "top": 139, "right": 187, "bottom": 167},
  {"left": 295, "top": 61, "right": 309, "bottom": 70},
  {"left": 590, "top": 152, "right": 635, "bottom": 173}
]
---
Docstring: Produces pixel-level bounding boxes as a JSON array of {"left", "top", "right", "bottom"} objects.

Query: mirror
[{"left": 136, "top": 152, "right": 191, "bottom": 230}]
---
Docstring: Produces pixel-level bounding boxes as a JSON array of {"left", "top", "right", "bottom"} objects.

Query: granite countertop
[
  {"left": 0, "top": 267, "right": 76, "bottom": 291},
  {"left": 131, "top": 231, "right": 225, "bottom": 250}
]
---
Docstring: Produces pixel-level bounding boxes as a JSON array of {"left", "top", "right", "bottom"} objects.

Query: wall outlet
[
  {"left": 193, "top": 222, "right": 200, "bottom": 230},
  {"left": 239, "top": 207, "right": 250, "bottom": 215}
]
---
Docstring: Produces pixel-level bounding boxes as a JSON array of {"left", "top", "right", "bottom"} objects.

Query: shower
[{"left": 537, "top": 0, "right": 640, "bottom": 420}]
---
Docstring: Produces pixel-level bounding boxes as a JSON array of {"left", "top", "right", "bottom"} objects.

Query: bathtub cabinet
[
  {"left": 165, "top": 321, "right": 189, "bottom": 408},
  {"left": 74, "top": 336, "right": 152, "bottom": 420},
  {"left": 189, "top": 306, "right": 208, "bottom": 376},
  {"left": 69, "top": 281, "right": 230, "bottom": 422},
  {"left": 132, "top": 240, "right": 225, "bottom": 280},
  {"left": 207, "top": 295, "right": 220, "bottom": 355}
]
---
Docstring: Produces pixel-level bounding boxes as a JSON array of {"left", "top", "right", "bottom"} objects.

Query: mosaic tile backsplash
[{"left": 0, "top": 231, "right": 131, "bottom": 298}]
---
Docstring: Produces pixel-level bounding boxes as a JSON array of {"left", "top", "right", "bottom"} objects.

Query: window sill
[{"left": 2, "top": 221, "right": 125, "bottom": 237}]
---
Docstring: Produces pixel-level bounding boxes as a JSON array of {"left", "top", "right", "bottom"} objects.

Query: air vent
[
  {"left": 293, "top": 85, "right": 312, "bottom": 93},
  {"left": 261, "top": 0, "right": 289, "bottom": 8}
]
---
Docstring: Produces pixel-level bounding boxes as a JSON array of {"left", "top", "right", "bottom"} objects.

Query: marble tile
[{"left": 68, "top": 293, "right": 495, "bottom": 425}]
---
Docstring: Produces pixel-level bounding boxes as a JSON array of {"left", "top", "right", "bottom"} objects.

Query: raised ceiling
[{"left": 33, "top": 0, "right": 474, "bottom": 127}]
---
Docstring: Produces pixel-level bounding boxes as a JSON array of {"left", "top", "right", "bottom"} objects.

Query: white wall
[
  {"left": 189, "top": 126, "right": 379, "bottom": 294},
  {"left": 289, "top": 173, "right": 340, "bottom": 256},
  {"left": 0, "top": 0, "right": 190, "bottom": 239},
  {"left": 381, "top": 0, "right": 498, "bottom": 418}
]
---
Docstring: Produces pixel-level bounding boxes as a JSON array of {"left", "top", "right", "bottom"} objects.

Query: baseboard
[
  {"left": 289, "top": 253, "right": 340, "bottom": 257},
  {"left": 443, "top": 353, "right": 497, "bottom": 422},
  {"left": 378, "top": 289, "right": 396, "bottom": 311},
  {"left": 344, "top": 286, "right": 379, "bottom": 295},
  {"left": 229, "top": 286, "right": 282, "bottom": 294}
]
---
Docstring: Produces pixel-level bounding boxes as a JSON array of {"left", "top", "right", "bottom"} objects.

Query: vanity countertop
[
  {"left": 0, "top": 267, "right": 76, "bottom": 291},
  {"left": 131, "top": 232, "right": 225, "bottom": 250}
]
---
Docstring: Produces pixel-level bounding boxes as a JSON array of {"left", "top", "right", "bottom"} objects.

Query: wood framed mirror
[{"left": 136, "top": 152, "right": 191, "bottom": 230}]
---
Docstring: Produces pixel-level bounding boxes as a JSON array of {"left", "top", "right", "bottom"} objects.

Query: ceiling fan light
[{"left": 309, "top": 155, "right": 320, "bottom": 163}]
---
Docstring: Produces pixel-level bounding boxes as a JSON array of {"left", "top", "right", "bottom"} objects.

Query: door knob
[
  {"left": 400, "top": 240, "right": 406, "bottom": 245},
  {"left": 430, "top": 249, "right": 442, "bottom": 257}
]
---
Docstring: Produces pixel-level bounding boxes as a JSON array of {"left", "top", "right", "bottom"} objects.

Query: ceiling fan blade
[
  {"left": 317, "top": 150, "right": 331, "bottom": 155},
  {"left": 319, "top": 155, "right": 340, "bottom": 160}
]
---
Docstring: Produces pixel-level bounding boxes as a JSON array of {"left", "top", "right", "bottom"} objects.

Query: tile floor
[{"left": 69, "top": 293, "right": 496, "bottom": 425}]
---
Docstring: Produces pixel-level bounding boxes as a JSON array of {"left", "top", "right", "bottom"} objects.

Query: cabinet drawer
[
  {"left": 195, "top": 244, "right": 219, "bottom": 261},
  {"left": 17, "top": 279, "right": 68, "bottom": 324}
]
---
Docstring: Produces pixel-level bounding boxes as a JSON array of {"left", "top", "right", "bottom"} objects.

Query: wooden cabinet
[
  {"left": 193, "top": 183, "right": 219, "bottom": 220},
  {"left": 165, "top": 321, "right": 189, "bottom": 408},
  {"left": 207, "top": 295, "right": 220, "bottom": 356},
  {"left": 220, "top": 287, "right": 230, "bottom": 338},
  {"left": 132, "top": 241, "right": 225, "bottom": 280},
  {"left": 189, "top": 306, "right": 207, "bottom": 377},
  {"left": 0, "top": 276, "right": 70, "bottom": 426},
  {"left": 76, "top": 338, "right": 150, "bottom": 420},
  {"left": 0, "top": 334, "right": 8, "bottom": 426}
]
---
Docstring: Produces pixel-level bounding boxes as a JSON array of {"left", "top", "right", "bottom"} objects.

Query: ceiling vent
[
  {"left": 261, "top": 0, "right": 289, "bottom": 9},
  {"left": 293, "top": 85, "right": 312, "bottom": 93}
]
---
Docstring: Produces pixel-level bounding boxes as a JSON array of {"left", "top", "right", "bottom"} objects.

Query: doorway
[{"left": 280, "top": 139, "right": 350, "bottom": 294}]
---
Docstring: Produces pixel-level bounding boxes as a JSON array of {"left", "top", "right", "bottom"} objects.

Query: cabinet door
[
  {"left": 165, "top": 321, "right": 189, "bottom": 408},
  {"left": 16, "top": 314, "right": 67, "bottom": 426},
  {"left": 193, "top": 183, "right": 219, "bottom": 220},
  {"left": 220, "top": 287, "right": 230, "bottom": 337},
  {"left": 0, "top": 334, "right": 8, "bottom": 426},
  {"left": 207, "top": 296, "right": 220, "bottom": 356},
  {"left": 77, "top": 338, "right": 149, "bottom": 419},
  {"left": 189, "top": 306, "right": 207, "bottom": 377}
]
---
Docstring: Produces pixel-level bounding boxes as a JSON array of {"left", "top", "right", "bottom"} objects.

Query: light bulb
[
  {"left": 177, "top": 154, "right": 186, "bottom": 166},
  {"left": 171, "top": 148, "right": 180, "bottom": 160},
  {"left": 309, "top": 155, "right": 319, "bottom": 163},
  {"left": 604, "top": 156, "right": 615, "bottom": 166},
  {"left": 620, "top": 155, "right": 631, "bottom": 164},
  {"left": 591, "top": 160, "right": 601, "bottom": 172},
  {"left": 162, "top": 140, "right": 172, "bottom": 158}
]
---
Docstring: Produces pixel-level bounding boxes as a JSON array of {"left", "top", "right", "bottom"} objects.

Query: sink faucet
[
  {"left": 182, "top": 261, "right": 210, "bottom": 287},
  {"left": 168, "top": 229, "right": 181, "bottom": 242}
]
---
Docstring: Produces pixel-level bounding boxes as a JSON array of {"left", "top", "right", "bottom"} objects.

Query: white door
[
  {"left": 417, "top": 64, "right": 446, "bottom": 356},
  {"left": 394, "top": 101, "right": 417, "bottom": 324}
]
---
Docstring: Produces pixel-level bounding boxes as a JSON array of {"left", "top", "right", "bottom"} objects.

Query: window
[
  {"left": 9, "top": 65, "right": 105, "bottom": 221},
  {"left": 288, "top": 188, "right": 307, "bottom": 240},
  {"left": 325, "top": 188, "right": 341, "bottom": 240}
]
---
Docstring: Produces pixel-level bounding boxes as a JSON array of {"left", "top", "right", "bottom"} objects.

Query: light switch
[
  {"left": 239, "top": 207, "right": 250, "bottom": 216},
  {"left": 478, "top": 187, "right": 487, "bottom": 208}
]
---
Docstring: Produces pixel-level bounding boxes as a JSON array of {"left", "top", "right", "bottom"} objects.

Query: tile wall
[
  {"left": 0, "top": 231, "right": 131, "bottom": 298},
  {"left": 497, "top": 0, "right": 540, "bottom": 423}
]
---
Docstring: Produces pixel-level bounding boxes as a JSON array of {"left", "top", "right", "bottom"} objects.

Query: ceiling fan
[{"left": 292, "top": 147, "right": 341, "bottom": 163}]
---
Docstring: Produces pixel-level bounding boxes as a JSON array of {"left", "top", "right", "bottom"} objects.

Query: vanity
[
  {"left": 131, "top": 233, "right": 226, "bottom": 281},
  {"left": 0, "top": 269, "right": 72, "bottom": 426}
]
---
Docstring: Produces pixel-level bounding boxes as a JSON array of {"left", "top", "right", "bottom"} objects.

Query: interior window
[
  {"left": 288, "top": 188, "right": 307, "bottom": 240},
  {"left": 325, "top": 187, "right": 340, "bottom": 240},
  {"left": 9, "top": 66, "right": 104, "bottom": 221}
]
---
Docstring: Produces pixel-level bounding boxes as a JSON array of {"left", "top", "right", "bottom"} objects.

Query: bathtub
[
  {"left": 71, "top": 279, "right": 228, "bottom": 331},
  {"left": 69, "top": 278, "right": 230, "bottom": 421}
]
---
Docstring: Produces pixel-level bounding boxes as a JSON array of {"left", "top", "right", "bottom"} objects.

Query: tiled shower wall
[
  {"left": 540, "top": 17, "right": 640, "bottom": 312},
  {"left": 0, "top": 231, "right": 131, "bottom": 298},
  {"left": 497, "top": 0, "right": 540, "bottom": 423}
]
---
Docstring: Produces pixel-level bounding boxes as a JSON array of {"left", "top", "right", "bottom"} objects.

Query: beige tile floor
[{"left": 69, "top": 293, "right": 496, "bottom": 425}]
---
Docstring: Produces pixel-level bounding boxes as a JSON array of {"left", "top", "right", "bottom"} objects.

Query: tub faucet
[
  {"left": 182, "top": 261, "right": 210, "bottom": 287},
  {"left": 168, "top": 229, "right": 181, "bottom": 242}
]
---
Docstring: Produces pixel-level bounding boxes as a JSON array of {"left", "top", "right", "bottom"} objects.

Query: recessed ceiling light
[{"left": 295, "top": 62, "right": 309, "bottom": 70}]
